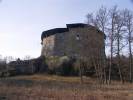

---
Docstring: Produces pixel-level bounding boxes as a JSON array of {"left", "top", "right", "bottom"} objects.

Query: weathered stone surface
[{"left": 41, "top": 23, "right": 104, "bottom": 59}]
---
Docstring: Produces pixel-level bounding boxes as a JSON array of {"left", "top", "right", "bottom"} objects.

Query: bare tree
[
  {"left": 87, "top": 6, "right": 109, "bottom": 84},
  {"left": 4, "top": 56, "right": 14, "bottom": 63},
  {"left": 107, "top": 6, "right": 118, "bottom": 84},
  {"left": 95, "top": 6, "right": 108, "bottom": 83},
  {"left": 86, "top": 13, "right": 98, "bottom": 27},
  {"left": 107, "top": 7, "right": 130, "bottom": 83},
  {"left": 96, "top": 6, "right": 108, "bottom": 32},
  {"left": 124, "top": 9, "right": 133, "bottom": 82},
  {"left": 24, "top": 55, "right": 31, "bottom": 60},
  {"left": 114, "top": 10, "right": 126, "bottom": 83},
  {"left": 81, "top": 32, "right": 104, "bottom": 84},
  {"left": 86, "top": 5, "right": 133, "bottom": 84}
]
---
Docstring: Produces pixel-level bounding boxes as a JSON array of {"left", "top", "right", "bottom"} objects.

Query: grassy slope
[{"left": 0, "top": 74, "right": 133, "bottom": 100}]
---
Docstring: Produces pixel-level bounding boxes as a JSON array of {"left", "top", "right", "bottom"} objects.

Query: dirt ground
[{"left": 0, "top": 75, "right": 133, "bottom": 100}]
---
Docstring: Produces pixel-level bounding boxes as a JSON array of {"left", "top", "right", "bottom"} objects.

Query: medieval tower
[{"left": 41, "top": 23, "right": 105, "bottom": 61}]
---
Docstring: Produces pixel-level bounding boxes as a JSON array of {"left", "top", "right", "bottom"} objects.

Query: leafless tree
[
  {"left": 96, "top": 6, "right": 108, "bottom": 32},
  {"left": 87, "top": 6, "right": 109, "bottom": 84},
  {"left": 124, "top": 9, "right": 133, "bottom": 82},
  {"left": 105, "top": 7, "right": 131, "bottom": 84},
  {"left": 81, "top": 32, "right": 104, "bottom": 84},
  {"left": 86, "top": 13, "right": 98, "bottom": 27},
  {"left": 24, "top": 55, "right": 31, "bottom": 60},
  {"left": 95, "top": 6, "right": 109, "bottom": 83},
  {"left": 4, "top": 56, "right": 14, "bottom": 63},
  {"left": 86, "top": 5, "right": 133, "bottom": 84},
  {"left": 114, "top": 10, "right": 126, "bottom": 83},
  {"left": 106, "top": 6, "right": 119, "bottom": 84}
]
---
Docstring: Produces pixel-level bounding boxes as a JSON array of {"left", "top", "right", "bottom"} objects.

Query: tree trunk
[
  {"left": 117, "top": 33, "right": 124, "bottom": 83},
  {"left": 79, "top": 59, "right": 83, "bottom": 84},
  {"left": 129, "top": 31, "right": 133, "bottom": 83},
  {"left": 109, "top": 31, "right": 113, "bottom": 84}
]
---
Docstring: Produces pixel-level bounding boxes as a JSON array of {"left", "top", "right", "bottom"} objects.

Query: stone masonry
[{"left": 41, "top": 23, "right": 105, "bottom": 60}]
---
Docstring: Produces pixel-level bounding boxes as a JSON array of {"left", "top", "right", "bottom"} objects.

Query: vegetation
[
  {"left": 0, "top": 6, "right": 133, "bottom": 85},
  {"left": 0, "top": 5, "right": 133, "bottom": 100},
  {"left": 0, "top": 75, "right": 133, "bottom": 100},
  {"left": 86, "top": 6, "right": 133, "bottom": 84}
]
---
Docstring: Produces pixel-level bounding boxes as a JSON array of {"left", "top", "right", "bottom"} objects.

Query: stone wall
[
  {"left": 41, "top": 35, "right": 55, "bottom": 56},
  {"left": 54, "top": 32, "right": 68, "bottom": 56},
  {"left": 54, "top": 26, "right": 104, "bottom": 59},
  {"left": 41, "top": 26, "right": 104, "bottom": 59}
]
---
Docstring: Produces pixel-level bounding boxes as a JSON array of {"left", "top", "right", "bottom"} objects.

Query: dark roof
[
  {"left": 41, "top": 28, "right": 68, "bottom": 40},
  {"left": 41, "top": 23, "right": 104, "bottom": 40},
  {"left": 66, "top": 23, "right": 88, "bottom": 28}
]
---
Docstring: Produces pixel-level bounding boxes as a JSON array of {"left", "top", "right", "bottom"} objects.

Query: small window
[{"left": 76, "top": 34, "right": 80, "bottom": 40}]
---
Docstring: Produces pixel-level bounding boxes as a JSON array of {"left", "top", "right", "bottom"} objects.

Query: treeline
[{"left": 86, "top": 6, "right": 133, "bottom": 84}]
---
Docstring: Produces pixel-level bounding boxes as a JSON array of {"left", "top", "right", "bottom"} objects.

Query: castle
[
  {"left": 41, "top": 23, "right": 105, "bottom": 61},
  {"left": 0, "top": 23, "right": 105, "bottom": 76}
]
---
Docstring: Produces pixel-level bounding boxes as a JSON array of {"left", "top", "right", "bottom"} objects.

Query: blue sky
[{"left": 0, "top": 0, "right": 132, "bottom": 59}]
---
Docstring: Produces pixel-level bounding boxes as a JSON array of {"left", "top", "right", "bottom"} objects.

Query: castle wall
[
  {"left": 54, "top": 32, "right": 68, "bottom": 56},
  {"left": 41, "top": 35, "right": 55, "bottom": 56},
  {"left": 41, "top": 26, "right": 104, "bottom": 59},
  {"left": 54, "top": 27, "right": 104, "bottom": 58}
]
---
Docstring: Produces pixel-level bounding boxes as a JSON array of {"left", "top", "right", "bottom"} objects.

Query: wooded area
[{"left": 86, "top": 6, "right": 133, "bottom": 84}]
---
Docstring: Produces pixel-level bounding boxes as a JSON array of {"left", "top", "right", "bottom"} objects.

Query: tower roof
[
  {"left": 41, "top": 28, "right": 68, "bottom": 40},
  {"left": 41, "top": 23, "right": 104, "bottom": 40},
  {"left": 66, "top": 23, "right": 88, "bottom": 28}
]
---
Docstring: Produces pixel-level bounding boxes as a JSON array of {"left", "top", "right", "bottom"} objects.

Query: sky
[{"left": 0, "top": 0, "right": 132, "bottom": 59}]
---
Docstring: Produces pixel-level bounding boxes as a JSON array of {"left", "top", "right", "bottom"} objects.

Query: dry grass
[{"left": 0, "top": 74, "right": 133, "bottom": 100}]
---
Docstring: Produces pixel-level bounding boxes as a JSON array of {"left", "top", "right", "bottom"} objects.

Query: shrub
[{"left": 46, "top": 56, "right": 77, "bottom": 76}]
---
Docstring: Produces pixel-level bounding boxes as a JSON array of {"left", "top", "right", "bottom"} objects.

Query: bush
[
  {"left": 46, "top": 56, "right": 77, "bottom": 76},
  {"left": 34, "top": 56, "right": 48, "bottom": 73}
]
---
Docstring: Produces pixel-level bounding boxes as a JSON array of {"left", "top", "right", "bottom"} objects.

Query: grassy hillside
[{"left": 0, "top": 75, "right": 133, "bottom": 100}]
